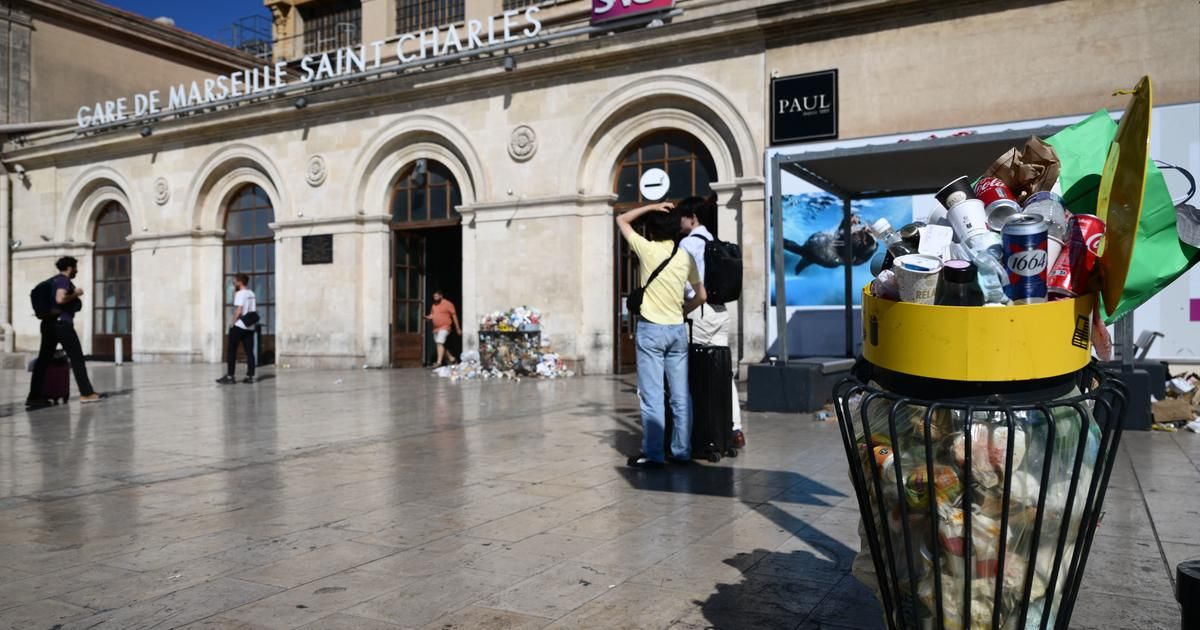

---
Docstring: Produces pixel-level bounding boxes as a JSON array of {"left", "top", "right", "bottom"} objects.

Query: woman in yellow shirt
[{"left": 616, "top": 202, "right": 707, "bottom": 468}]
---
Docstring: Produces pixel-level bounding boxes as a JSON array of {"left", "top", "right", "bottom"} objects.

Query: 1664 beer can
[
  {"left": 1047, "top": 214, "right": 1106, "bottom": 299},
  {"left": 1001, "top": 214, "right": 1049, "bottom": 304}
]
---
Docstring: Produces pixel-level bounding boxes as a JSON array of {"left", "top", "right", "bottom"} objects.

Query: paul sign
[
  {"left": 771, "top": 69, "right": 838, "bottom": 145},
  {"left": 592, "top": 0, "right": 675, "bottom": 25}
]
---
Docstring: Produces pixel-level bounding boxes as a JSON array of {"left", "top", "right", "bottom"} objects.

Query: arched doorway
[
  {"left": 389, "top": 158, "right": 462, "bottom": 367},
  {"left": 92, "top": 201, "right": 132, "bottom": 360},
  {"left": 223, "top": 184, "right": 276, "bottom": 365},
  {"left": 613, "top": 130, "right": 717, "bottom": 373}
]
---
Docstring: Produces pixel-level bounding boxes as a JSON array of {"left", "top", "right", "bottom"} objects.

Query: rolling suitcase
[
  {"left": 41, "top": 354, "right": 71, "bottom": 404},
  {"left": 687, "top": 343, "right": 736, "bottom": 462},
  {"left": 664, "top": 342, "right": 737, "bottom": 463}
]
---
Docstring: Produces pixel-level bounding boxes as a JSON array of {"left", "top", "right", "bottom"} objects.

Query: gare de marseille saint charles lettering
[{"left": 75, "top": 6, "right": 545, "bottom": 128}]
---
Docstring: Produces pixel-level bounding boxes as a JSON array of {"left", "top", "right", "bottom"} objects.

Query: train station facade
[{"left": 2, "top": 0, "right": 1196, "bottom": 372}]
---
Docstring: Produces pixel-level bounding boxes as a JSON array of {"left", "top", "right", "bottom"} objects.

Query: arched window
[
  {"left": 93, "top": 202, "right": 131, "bottom": 359},
  {"left": 613, "top": 130, "right": 718, "bottom": 373},
  {"left": 614, "top": 130, "right": 717, "bottom": 211},
  {"left": 389, "top": 159, "right": 462, "bottom": 226},
  {"left": 224, "top": 184, "right": 276, "bottom": 363}
]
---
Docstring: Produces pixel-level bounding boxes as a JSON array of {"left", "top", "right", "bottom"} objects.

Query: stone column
[
  {"left": 735, "top": 177, "right": 765, "bottom": 378},
  {"left": 358, "top": 215, "right": 391, "bottom": 367},
  {"left": 576, "top": 194, "right": 617, "bottom": 375}
]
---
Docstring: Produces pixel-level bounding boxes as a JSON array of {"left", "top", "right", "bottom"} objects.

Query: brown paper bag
[{"left": 984, "top": 137, "right": 1062, "bottom": 203}]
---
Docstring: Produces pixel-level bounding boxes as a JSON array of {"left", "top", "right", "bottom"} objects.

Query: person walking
[
  {"left": 425, "top": 290, "right": 461, "bottom": 368},
  {"left": 616, "top": 202, "right": 706, "bottom": 468},
  {"left": 26, "top": 256, "right": 105, "bottom": 407},
  {"left": 216, "top": 273, "right": 259, "bottom": 384},
  {"left": 677, "top": 197, "right": 746, "bottom": 448}
]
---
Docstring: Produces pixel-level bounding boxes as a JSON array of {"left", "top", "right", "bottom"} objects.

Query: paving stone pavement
[{"left": 0, "top": 365, "right": 1190, "bottom": 629}]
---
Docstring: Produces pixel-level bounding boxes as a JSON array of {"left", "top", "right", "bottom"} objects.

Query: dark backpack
[
  {"left": 690, "top": 234, "right": 742, "bottom": 305},
  {"left": 30, "top": 277, "right": 59, "bottom": 320}
]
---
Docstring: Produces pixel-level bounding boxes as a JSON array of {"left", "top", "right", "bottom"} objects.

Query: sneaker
[
  {"left": 242, "top": 376, "right": 255, "bottom": 384},
  {"left": 25, "top": 397, "right": 51, "bottom": 409},
  {"left": 216, "top": 375, "right": 236, "bottom": 384},
  {"left": 732, "top": 430, "right": 746, "bottom": 448},
  {"left": 626, "top": 454, "right": 665, "bottom": 469},
  {"left": 80, "top": 393, "right": 107, "bottom": 403}
]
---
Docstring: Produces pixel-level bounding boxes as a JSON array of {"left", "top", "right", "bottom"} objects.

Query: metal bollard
[
  {"left": 1179, "top": 558, "right": 1200, "bottom": 630},
  {"left": 114, "top": 337, "right": 124, "bottom": 366}
]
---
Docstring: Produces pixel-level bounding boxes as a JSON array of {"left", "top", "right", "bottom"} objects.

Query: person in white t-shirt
[
  {"left": 217, "top": 273, "right": 259, "bottom": 384},
  {"left": 678, "top": 197, "right": 745, "bottom": 448}
]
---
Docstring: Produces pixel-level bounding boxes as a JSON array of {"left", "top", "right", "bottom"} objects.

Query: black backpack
[
  {"left": 30, "top": 277, "right": 59, "bottom": 320},
  {"left": 689, "top": 234, "right": 742, "bottom": 305}
]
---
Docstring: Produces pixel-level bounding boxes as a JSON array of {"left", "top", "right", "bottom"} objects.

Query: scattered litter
[
  {"left": 313, "top": 586, "right": 346, "bottom": 594},
  {"left": 578, "top": 580, "right": 592, "bottom": 587},
  {"left": 815, "top": 411, "right": 832, "bottom": 421},
  {"left": 1168, "top": 376, "right": 1196, "bottom": 396},
  {"left": 167, "top": 574, "right": 181, "bottom": 581},
  {"left": 609, "top": 584, "right": 616, "bottom": 589},
  {"left": 334, "top": 379, "right": 344, "bottom": 385},
  {"left": 1186, "top": 417, "right": 1200, "bottom": 433}
]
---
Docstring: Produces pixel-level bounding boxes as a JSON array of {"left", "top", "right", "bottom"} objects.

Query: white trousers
[{"left": 687, "top": 304, "right": 743, "bottom": 432}]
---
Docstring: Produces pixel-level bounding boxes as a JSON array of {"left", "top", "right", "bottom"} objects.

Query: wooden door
[{"left": 392, "top": 231, "right": 426, "bottom": 367}]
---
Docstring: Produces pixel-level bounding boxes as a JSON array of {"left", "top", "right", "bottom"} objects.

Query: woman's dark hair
[
  {"left": 55, "top": 256, "right": 78, "bottom": 271},
  {"left": 642, "top": 210, "right": 681, "bottom": 242}
]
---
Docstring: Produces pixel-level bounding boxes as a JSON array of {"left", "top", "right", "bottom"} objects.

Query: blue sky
[{"left": 102, "top": 0, "right": 271, "bottom": 44}]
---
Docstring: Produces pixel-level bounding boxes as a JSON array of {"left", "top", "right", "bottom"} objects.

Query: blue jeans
[{"left": 636, "top": 321, "right": 691, "bottom": 462}]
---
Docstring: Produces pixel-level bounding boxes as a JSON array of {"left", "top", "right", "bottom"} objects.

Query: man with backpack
[
  {"left": 27, "top": 256, "right": 105, "bottom": 407},
  {"left": 677, "top": 197, "right": 746, "bottom": 447},
  {"left": 617, "top": 201, "right": 706, "bottom": 468}
]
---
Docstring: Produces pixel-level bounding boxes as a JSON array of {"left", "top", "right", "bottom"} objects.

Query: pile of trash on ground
[
  {"left": 1153, "top": 371, "right": 1200, "bottom": 432},
  {"left": 432, "top": 351, "right": 575, "bottom": 382},
  {"left": 432, "top": 304, "right": 599, "bottom": 382}
]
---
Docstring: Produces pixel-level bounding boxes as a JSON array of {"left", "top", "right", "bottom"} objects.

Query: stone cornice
[{"left": 461, "top": 193, "right": 618, "bottom": 222}]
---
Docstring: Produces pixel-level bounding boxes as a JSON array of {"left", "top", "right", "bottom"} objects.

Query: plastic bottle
[
  {"left": 948, "top": 243, "right": 1008, "bottom": 304},
  {"left": 870, "top": 218, "right": 919, "bottom": 259}
]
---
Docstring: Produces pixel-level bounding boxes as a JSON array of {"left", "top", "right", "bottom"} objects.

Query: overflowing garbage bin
[
  {"left": 828, "top": 77, "right": 1188, "bottom": 629},
  {"left": 835, "top": 324, "right": 1127, "bottom": 629}
]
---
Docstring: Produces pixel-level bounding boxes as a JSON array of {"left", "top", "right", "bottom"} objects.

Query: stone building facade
[{"left": 2, "top": 0, "right": 1197, "bottom": 372}]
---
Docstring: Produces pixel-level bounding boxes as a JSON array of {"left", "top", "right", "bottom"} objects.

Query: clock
[{"left": 639, "top": 168, "right": 671, "bottom": 201}]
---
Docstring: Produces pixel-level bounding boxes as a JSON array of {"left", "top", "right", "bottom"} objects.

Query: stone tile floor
[{"left": 0, "top": 365, "right": 1190, "bottom": 629}]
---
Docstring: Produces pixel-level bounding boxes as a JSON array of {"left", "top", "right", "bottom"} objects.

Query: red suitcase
[{"left": 41, "top": 356, "right": 71, "bottom": 404}]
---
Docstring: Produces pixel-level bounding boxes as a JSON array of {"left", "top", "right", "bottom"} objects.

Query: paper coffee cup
[
  {"left": 1047, "top": 235, "right": 1064, "bottom": 270},
  {"left": 893, "top": 254, "right": 944, "bottom": 304}
]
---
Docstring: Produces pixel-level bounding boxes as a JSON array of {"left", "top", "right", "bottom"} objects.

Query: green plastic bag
[{"left": 1046, "top": 110, "right": 1200, "bottom": 324}]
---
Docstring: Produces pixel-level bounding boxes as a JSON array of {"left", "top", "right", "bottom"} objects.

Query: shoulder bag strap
[{"left": 642, "top": 241, "right": 680, "bottom": 291}]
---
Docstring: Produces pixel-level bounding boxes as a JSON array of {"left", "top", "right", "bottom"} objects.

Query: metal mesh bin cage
[{"left": 834, "top": 362, "right": 1127, "bottom": 630}]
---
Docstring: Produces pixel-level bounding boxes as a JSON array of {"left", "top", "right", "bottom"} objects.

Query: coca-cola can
[
  {"left": 936, "top": 176, "right": 976, "bottom": 210},
  {"left": 985, "top": 198, "right": 1023, "bottom": 232},
  {"left": 975, "top": 177, "right": 1016, "bottom": 207},
  {"left": 1047, "top": 214, "right": 1106, "bottom": 299},
  {"left": 1002, "top": 214, "right": 1049, "bottom": 304}
]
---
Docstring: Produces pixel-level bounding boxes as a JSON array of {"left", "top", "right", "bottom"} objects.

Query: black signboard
[
  {"left": 771, "top": 69, "right": 838, "bottom": 145},
  {"left": 301, "top": 234, "right": 333, "bottom": 265}
]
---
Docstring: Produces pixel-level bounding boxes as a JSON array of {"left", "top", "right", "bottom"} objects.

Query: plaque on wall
[
  {"left": 301, "top": 234, "right": 333, "bottom": 265},
  {"left": 771, "top": 69, "right": 838, "bottom": 145}
]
